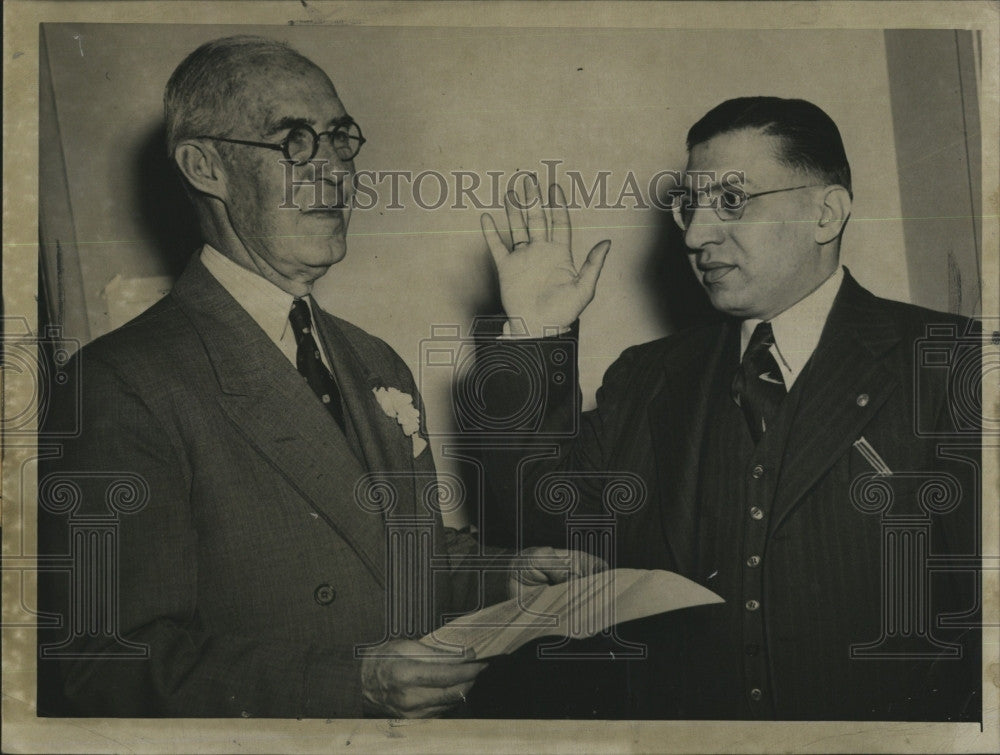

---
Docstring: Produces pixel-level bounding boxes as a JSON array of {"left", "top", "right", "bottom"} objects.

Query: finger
[
  {"left": 522, "top": 546, "right": 566, "bottom": 583},
  {"left": 402, "top": 704, "right": 453, "bottom": 719},
  {"left": 575, "top": 552, "right": 610, "bottom": 575},
  {"left": 394, "top": 681, "right": 476, "bottom": 717},
  {"left": 417, "top": 638, "right": 478, "bottom": 661},
  {"left": 512, "top": 567, "right": 552, "bottom": 587},
  {"left": 395, "top": 658, "right": 488, "bottom": 688},
  {"left": 524, "top": 173, "right": 548, "bottom": 242},
  {"left": 548, "top": 183, "right": 571, "bottom": 248},
  {"left": 568, "top": 553, "right": 607, "bottom": 580},
  {"left": 551, "top": 549, "right": 587, "bottom": 580},
  {"left": 534, "top": 569, "right": 569, "bottom": 585},
  {"left": 527, "top": 562, "right": 573, "bottom": 585},
  {"left": 386, "top": 637, "right": 477, "bottom": 661},
  {"left": 554, "top": 548, "right": 607, "bottom": 576},
  {"left": 480, "top": 213, "right": 510, "bottom": 270},
  {"left": 504, "top": 190, "right": 529, "bottom": 248},
  {"left": 577, "top": 239, "right": 612, "bottom": 294}
]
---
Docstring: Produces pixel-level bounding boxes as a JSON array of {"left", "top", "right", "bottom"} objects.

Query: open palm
[{"left": 481, "top": 175, "right": 610, "bottom": 335}]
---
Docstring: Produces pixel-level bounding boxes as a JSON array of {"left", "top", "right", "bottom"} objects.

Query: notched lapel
[
  {"left": 772, "top": 272, "right": 902, "bottom": 529},
  {"left": 649, "top": 323, "right": 735, "bottom": 576},
  {"left": 172, "top": 260, "right": 387, "bottom": 585},
  {"left": 313, "top": 312, "right": 428, "bottom": 520}
]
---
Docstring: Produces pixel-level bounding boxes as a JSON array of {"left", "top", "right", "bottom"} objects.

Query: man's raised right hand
[{"left": 480, "top": 173, "right": 611, "bottom": 336}]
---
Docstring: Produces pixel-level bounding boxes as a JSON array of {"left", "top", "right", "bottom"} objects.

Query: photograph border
[{"left": 4, "top": 2, "right": 998, "bottom": 753}]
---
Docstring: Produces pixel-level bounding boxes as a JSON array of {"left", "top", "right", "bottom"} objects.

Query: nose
[
  {"left": 683, "top": 206, "right": 724, "bottom": 250},
  {"left": 314, "top": 132, "right": 354, "bottom": 169},
  {"left": 309, "top": 143, "right": 354, "bottom": 205}
]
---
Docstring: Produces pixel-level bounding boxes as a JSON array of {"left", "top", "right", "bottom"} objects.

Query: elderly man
[
  {"left": 473, "top": 97, "right": 981, "bottom": 720},
  {"left": 37, "top": 35, "right": 597, "bottom": 719}
]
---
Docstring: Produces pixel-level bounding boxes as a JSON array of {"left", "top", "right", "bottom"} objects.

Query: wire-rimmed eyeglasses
[
  {"left": 671, "top": 183, "right": 824, "bottom": 231},
  {"left": 196, "top": 120, "right": 366, "bottom": 165}
]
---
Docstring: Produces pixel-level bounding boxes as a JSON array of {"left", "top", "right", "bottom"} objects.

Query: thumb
[
  {"left": 577, "top": 240, "right": 611, "bottom": 293},
  {"left": 404, "top": 638, "right": 479, "bottom": 663}
]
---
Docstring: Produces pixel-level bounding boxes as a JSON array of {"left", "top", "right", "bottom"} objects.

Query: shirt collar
[
  {"left": 740, "top": 266, "right": 844, "bottom": 388},
  {"left": 199, "top": 244, "right": 300, "bottom": 345}
]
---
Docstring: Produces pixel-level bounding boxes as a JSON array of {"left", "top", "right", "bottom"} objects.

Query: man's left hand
[{"left": 507, "top": 547, "right": 608, "bottom": 598}]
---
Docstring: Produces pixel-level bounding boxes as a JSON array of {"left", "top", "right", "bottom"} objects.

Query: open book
[{"left": 420, "top": 568, "right": 723, "bottom": 659}]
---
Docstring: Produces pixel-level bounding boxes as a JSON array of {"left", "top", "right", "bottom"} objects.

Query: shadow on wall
[
  {"left": 135, "top": 121, "right": 202, "bottom": 279},
  {"left": 467, "top": 203, "right": 725, "bottom": 547},
  {"left": 642, "top": 202, "right": 724, "bottom": 334}
]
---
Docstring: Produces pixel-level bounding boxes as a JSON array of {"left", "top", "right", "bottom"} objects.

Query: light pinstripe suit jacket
[{"left": 38, "top": 256, "right": 491, "bottom": 717}]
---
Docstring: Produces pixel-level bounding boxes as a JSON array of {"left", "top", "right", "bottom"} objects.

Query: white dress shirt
[
  {"left": 740, "top": 266, "right": 844, "bottom": 391},
  {"left": 199, "top": 244, "right": 334, "bottom": 372}
]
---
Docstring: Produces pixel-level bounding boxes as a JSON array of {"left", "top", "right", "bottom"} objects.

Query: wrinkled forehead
[
  {"left": 234, "top": 57, "right": 344, "bottom": 131},
  {"left": 684, "top": 128, "right": 792, "bottom": 191}
]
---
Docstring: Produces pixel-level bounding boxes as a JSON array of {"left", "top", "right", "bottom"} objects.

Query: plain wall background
[{"left": 39, "top": 24, "right": 981, "bottom": 524}]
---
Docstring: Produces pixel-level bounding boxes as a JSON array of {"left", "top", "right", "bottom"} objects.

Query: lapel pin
[
  {"left": 853, "top": 436, "right": 892, "bottom": 475},
  {"left": 856, "top": 393, "right": 869, "bottom": 407}
]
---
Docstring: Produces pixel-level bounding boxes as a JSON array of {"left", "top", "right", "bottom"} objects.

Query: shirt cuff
[{"left": 498, "top": 320, "right": 573, "bottom": 340}]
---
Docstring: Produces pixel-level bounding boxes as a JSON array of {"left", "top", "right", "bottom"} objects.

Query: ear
[
  {"left": 173, "top": 140, "right": 229, "bottom": 202},
  {"left": 814, "top": 185, "right": 852, "bottom": 244}
]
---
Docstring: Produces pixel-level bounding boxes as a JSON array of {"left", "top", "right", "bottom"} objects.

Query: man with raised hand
[{"left": 474, "top": 97, "right": 980, "bottom": 720}]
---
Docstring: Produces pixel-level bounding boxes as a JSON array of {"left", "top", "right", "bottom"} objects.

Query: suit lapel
[
  {"left": 171, "top": 259, "right": 387, "bottom": 585},
  {"left": 771, "top": 271, "right": 901, "bottom": 529},
  {"left": 313, "top": 312, "right": 426, "bottom": 520},
  {"left": 648, "top": 322, "right": 735, "bottom": 576}
]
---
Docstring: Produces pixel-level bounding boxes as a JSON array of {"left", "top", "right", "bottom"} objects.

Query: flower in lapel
[{"left": 372, "top": 387, "right": 428, "bottom": 458}]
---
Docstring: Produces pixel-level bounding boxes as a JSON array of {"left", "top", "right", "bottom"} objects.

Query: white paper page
[{"left": 420, "top": 569, "right": 723, "bottom": 659}]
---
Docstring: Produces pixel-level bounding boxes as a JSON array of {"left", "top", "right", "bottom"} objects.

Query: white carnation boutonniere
[{"left": 372, "top": 387, "right": 428, "bottom": 458}]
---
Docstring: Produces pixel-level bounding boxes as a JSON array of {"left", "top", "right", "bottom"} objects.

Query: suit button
[
  {"left": 751, "top": 464, "right": 765, "bottom": 479},
  {"left": 745, "top": 643, "right": 760, "bottom": 656},
  {"left": 314, "top": 583, "right": 337, "bottom": 605},
  {"left": 745, "top": 599, "right": 760, "bottom": 611},
  {"left": 749, "top": 506, "right": 764, "bottom": 521},
  {"left": 856, "top": 393, "right": 869, "bottom": 407},
  {"left": 750, "top": 687, "right": 763, "bottom": 701},
  {"left": 746, "top": 555, "right": 761, "bottom": 568}
]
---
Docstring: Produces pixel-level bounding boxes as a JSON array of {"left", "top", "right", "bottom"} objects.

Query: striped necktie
[
  {"left": 289, "top": 298, "right": 346, "bottom": 433},
  {"left": 731, "top": 321, "right": 786, "bottom": 443}
]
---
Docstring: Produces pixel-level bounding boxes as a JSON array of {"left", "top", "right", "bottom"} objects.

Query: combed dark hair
[
  {"left": 686, "top": 97, "right": 852, "bottom": 197},
  {"left": 164, "top": 35, "right": 318, "bottom": 157}
]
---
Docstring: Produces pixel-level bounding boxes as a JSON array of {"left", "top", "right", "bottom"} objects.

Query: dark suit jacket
[
  {"left": 473, "top": 270, "right": 981, "bottom": 720},
  {"left": 38, "top": 257, "right": 494, "bottom": 717}
]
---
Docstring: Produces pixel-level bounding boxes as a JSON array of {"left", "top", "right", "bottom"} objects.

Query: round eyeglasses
[
  {"left": 196, "top": 120, "right": 366, "bottom": 165},
  {"left": 671, "top": 183, "right": 824, "bottom": 231}
]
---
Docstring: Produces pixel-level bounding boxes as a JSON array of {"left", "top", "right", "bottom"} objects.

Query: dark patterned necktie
[
  {"left": 731, "top": 321, "right": 786, "bottom": 443},
  {"left": 289, "top": 298, "right": 346, "bottom": 432}
]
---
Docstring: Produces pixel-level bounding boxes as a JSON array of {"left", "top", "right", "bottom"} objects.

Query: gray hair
[{"left": 163, "top": 35, "right": 317, "bottom": 157}]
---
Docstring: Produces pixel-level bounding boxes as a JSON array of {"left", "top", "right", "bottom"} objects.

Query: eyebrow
[
  {"left": 262, "top": 114, "right": 354, "bottom": 138},
  {"left": 683, "top": 181, "right": 727, "bottom": 193},
  {"left": 683, "top": 179, "right": 751, "bottom": 194}
]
